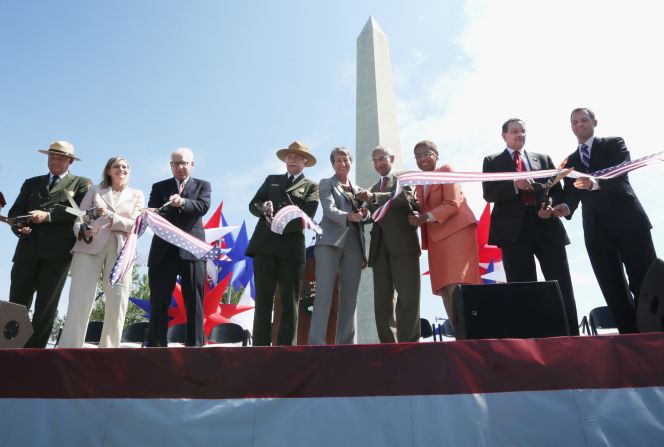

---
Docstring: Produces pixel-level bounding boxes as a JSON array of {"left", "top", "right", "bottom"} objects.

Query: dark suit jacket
[
  {"left": 9, "top": 172, "right": 90, "bottom": 261},
  {"left": 561, "top": 137, "right": 651, "bottom": 247},
  {"left": 245, "top": 174, "right": 319, "bottom": 263},
  {"left": 482, "top": 149, "right": 569, "bottom": 247},
  {"left": 366, "top": 173, "right": 420, "bottom": 267},
  {"left": 147, "top": 177, "right": 211, "bottom": 265}
]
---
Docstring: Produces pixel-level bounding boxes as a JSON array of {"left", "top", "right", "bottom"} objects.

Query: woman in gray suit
[{"left": 308, "top": 147, "right": 369, "bottom": 345}]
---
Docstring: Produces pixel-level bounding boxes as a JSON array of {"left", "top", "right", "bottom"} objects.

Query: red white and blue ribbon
[
  {"left": 371, "top": 195, "right": 396, "bottom": 222},
  {"left": 270, "top": 205, "right": 322, "bottom": 235},
  {"left": 372, "top": 169, "right": 564, "bottom": 223},
  {"left": 587, "top": 150, "right": 664, "bottom": 179},
  {"left": 372, "top": 151, "right": 664, "bottom": 223},
  {"left": 110, "top": 209, "right": 230, "bottom": 285},
  {"left": 108, "top": 212, "right": 148, "bottom": 285}
]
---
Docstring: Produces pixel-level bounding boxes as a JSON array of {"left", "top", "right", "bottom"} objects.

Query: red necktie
[
  {"left": 416, "top": 185, "right": 428, "bottom": 250},
  {"left": 379, "top": 176, "right": 389, "bottom": 192},
  {"left": 513, "top": 151, "right": 535, "bottom": 206}
]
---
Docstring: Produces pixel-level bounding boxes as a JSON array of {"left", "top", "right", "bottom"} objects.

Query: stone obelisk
[{"left": 355, "top": 17, "right": 402, "bottom": 343}]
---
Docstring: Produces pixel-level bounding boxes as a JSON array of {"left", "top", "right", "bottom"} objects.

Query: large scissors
[{"left": 60, "top": 191, "right": 97, "bottom": 244}]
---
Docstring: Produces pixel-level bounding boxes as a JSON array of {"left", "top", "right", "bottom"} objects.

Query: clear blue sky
[{"left": 2, "top": 0, "right": 663, "bottom": 327}]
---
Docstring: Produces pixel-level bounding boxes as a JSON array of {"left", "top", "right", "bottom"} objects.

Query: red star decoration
[{"left": 167, "top": 273, "right": 254, "bottom": 335}]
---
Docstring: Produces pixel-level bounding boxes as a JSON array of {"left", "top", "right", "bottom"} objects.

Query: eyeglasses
[
  {"left": 414, "top": 151, "right": 435, "bottom": 160},
  {"left": 170, "top": 161, "right": 190, "bottom": 167}
]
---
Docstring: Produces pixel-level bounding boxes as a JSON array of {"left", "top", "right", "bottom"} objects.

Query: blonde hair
[{"left": 101, "top": 156, "right": 130, "bottom": 189}]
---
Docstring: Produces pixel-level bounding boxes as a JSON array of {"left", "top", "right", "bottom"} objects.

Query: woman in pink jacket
[
  {"left": 408, "top": 140, "right": 480, "bottom": 327},
  {"left": 58, "top": 156, "right": 144, "bottom": 348}
]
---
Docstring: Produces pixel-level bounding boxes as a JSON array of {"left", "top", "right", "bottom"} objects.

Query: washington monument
[{"left": 355, "top": 17, "right": 403, "bottom": 343}]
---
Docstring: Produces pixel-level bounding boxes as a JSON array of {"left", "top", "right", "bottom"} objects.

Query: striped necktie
[{"left": 580, "top": 144, "right": 590, "bottom": 171}]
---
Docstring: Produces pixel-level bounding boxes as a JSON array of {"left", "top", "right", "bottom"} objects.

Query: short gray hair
[
  {"left": 171, "top": 147, "right": 194, "bottom": 161},
  {"left": 329, "top": 146, "right": 353, "bottom": 164},
  {"left": 371, "top": 145, "right": 393, "bottom": 157}
]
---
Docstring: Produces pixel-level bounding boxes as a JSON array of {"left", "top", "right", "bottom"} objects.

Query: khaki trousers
[{"left": 58, "top": 236, "right": 133, "bottom": 348}]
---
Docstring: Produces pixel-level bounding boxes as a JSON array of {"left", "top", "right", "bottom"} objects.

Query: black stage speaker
[
  {"left": 637, "top": 258, "right": 664, "bottom": 333},
  {"left": 0, "top": 301, "right": 33, "bottom": 348},
  {"left": 453, "top": 281, "right": 570, "bottom": 340}
]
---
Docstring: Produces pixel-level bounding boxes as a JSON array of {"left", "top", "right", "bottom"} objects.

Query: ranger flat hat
[
  {"left": 276, "top": 141, "right": 316, "bottom": 167},
  {"left": 38, "top": 140, "right": 81, "bottom": 161}
]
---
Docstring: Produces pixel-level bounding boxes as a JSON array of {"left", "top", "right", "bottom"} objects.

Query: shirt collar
[
  {"left": 505, "top": 148, "right": 531, "bottom": 170},
  {"left": 506, "top": 147, "right": 526, "bottom": 157},
  {"left": 579, "top": 136, "right": 595, "bottom": 150},
  {"left": 50, "top": 171, "right": 68, "bottom": 181},
  {"left": 175, "top": 176, "right": 190, "bottom": 187}
]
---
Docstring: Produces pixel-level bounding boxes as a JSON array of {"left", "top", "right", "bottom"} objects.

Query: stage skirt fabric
[{"left": 1, "top": 334, "right": 663, "bottom": 446}]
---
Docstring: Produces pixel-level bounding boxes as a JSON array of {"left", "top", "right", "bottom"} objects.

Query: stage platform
[{"left": 1, "top": 334, "right": 663, "bottom": 446}]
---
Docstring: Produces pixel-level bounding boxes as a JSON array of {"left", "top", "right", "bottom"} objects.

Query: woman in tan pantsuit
[
  {"left": 58, "top": 157, "right": 144, "bottom": 348},
  {"left": 408, "top": 140, "right": 480, "bottom": 326}
]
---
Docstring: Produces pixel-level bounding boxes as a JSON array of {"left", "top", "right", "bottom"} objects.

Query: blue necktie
[{"left": 580, "top": 144, "right": 590, "bottom": 171}]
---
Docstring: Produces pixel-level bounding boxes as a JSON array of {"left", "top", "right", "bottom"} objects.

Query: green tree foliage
[
  {"left": 50, "top": 310, "right": 64, "bottom": 344},
  {"left": 223, "top": 284, "right": 245, "bottom": 305}
]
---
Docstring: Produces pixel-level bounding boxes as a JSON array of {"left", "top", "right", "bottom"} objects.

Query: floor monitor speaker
[
  {"left": 637, "top": 258, "right": 664, "bottom": 333},
  {"left": 0, "top": 301, "right": 33, "bottom": 349},
  {"left": 453, "top": 281, "right": 570, "bottom": 340}
]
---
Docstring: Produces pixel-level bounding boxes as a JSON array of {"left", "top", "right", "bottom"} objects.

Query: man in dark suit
[
  {"left": 246, "top": 141, "right": 319, "bottom": 346},
  {"left": 553, "top": 108, "right": 656, "bottom": 333},
  {"left": 147, "top": 148, "right": 211, "bottom": 347},
  {"left": 361, "top": 146, "right": 421, "bottom": 343},
  {"left": 483, "top": 118, "right": 579, "bottom": 335},
  {"left": 8, "top": 141, "right": 90, "bottom": 348}
]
